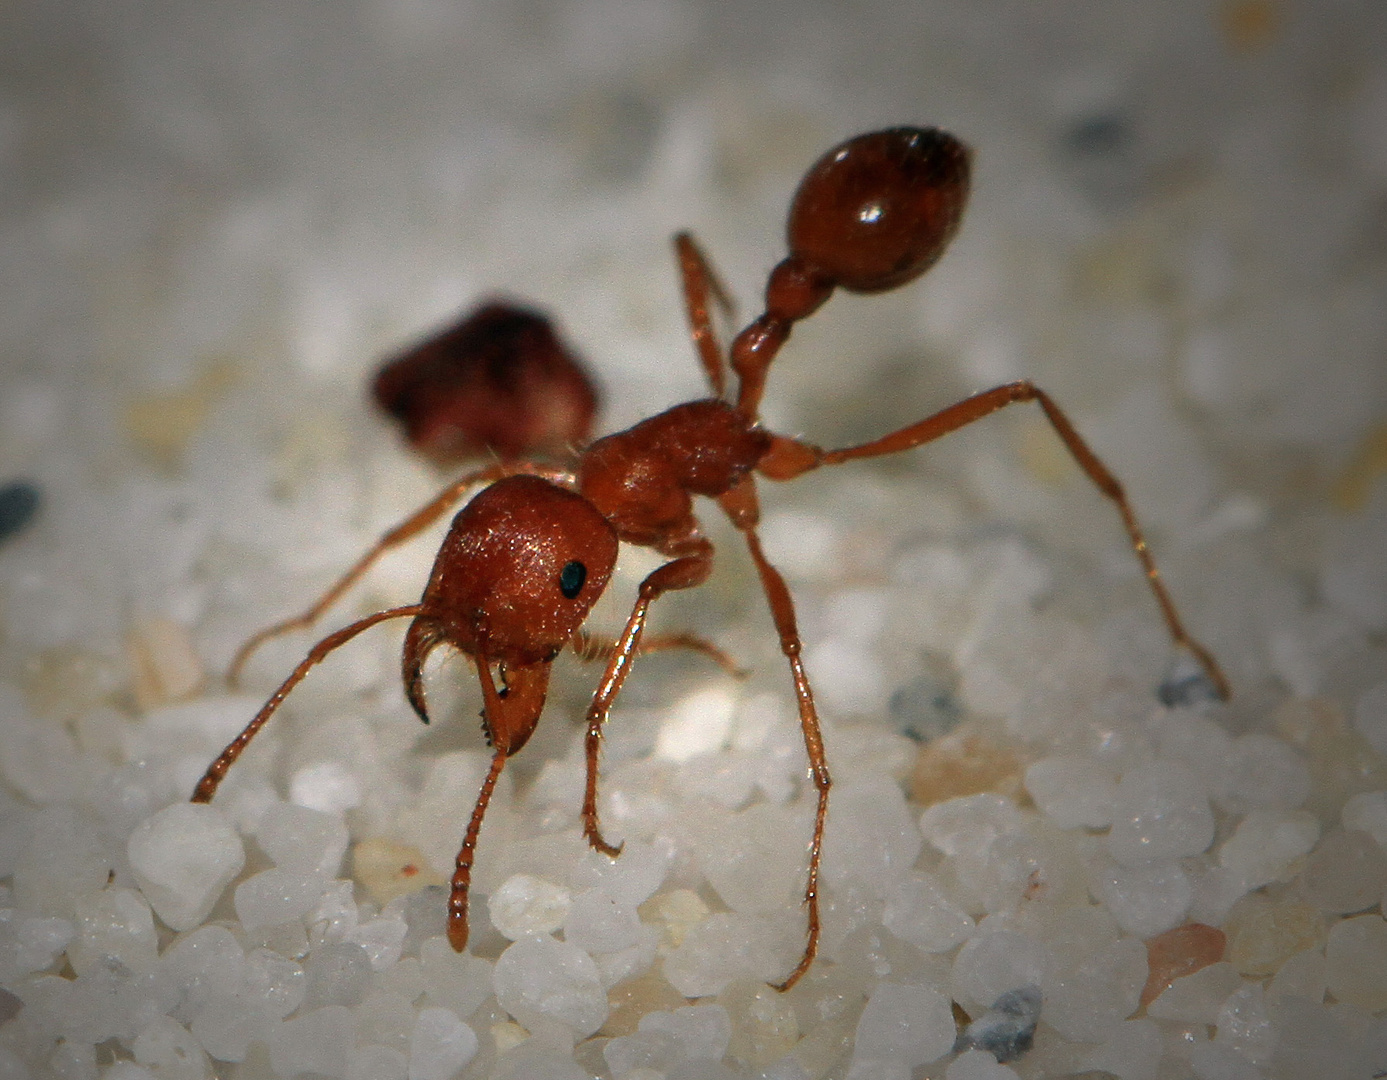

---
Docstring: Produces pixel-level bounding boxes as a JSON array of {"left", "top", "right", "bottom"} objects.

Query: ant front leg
[
  {"left": 580, "top": 537, "right": 714, "bottom": 858},
  {"left": 718, "top": 477, "right": 829, "bottom": 993},
  {"left": 758, "top": 380, "right": 1230, "bottom": 699},
  {"left": 193, "top": 604, "right": 423, "bottom": 803},
  {"left": 228, "top": 460, "right": 568, "bottom": 685}
]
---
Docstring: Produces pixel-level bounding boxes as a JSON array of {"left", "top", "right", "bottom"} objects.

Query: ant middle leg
[
  {"left": 228, "top": 460, "right": 569, "bottom": 686},
  {"left": 569, "top": 627, "right": 745, "bottom": 677},
  {"left": 757, "top": 380, "right": 1230, "bottom": 699},
  {"left": 580, "top": 538, "right": 714, "bottom": 858},
  {"left": 718, "top": 476, "right": 829, "bottom": 993}
]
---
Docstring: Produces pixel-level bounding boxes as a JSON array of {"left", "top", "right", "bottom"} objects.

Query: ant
[{"left": 193, "top": 127, "right": 1229, "bottom": 992}]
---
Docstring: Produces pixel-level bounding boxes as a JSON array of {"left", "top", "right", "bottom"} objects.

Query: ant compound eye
[{"left": 559, "top": 560, "right": 587, "bottom": 599}]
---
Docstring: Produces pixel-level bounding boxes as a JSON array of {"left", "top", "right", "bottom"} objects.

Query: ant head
[
  {"left": 422, "top": 474, "right": 619, "bottom": 662},
  {"left": 402, "top": 474, "right": 618, "bottom": 739},
  {"left": 786, "top": 127, "right": 971, "bottom": 294}
]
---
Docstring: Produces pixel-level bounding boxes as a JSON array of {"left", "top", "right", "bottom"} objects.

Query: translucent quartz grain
[
  {"left": 1266, "top": 946, "right": 1326, "bottom": 1003},
  {"left": 1217, "top": 733, "right": 1311, "bottom": 815},
  {"left": 717, "top": 979, "right": 799, "bottom": 1069},
  {"left": 1341, "top": 791, "right": 1387, "bottom": 849},
  {"left": 487, "top": 874, "right": 571, "bottom": 939},
  {"left": 1140, "top": 923, "right": 1226, "bottom": 1008},
  {"left": 603, "top": 1004, "right": 732, "bottom": 1078},
  {"left": 1108, "top": 761, "right": 1214, "bottom": 867},
  {"left": 1188, "top": 1040, "right": 1261, "bottom": 1080},
  {"left": 131, "top": 1015, "right": 211, "bottom": 1080},
  {"left": 13, "top": 806, "right": 112, "bottom": 921},
  {"left": 661, "top": 911, "right": 799, "bottom": 997},
  {"left": 1146, "top": 961, "right": 1243, "bottom": 1024},
  {"left": 267, "top": 1005, "right": 354, "bottom": 1079},
  {"left": 1096, "top": 860, "right": 1194, "bottom": 938},
  {"left": 1024, "top": 754, "right": 1118, "bottom": 829},
  {"left": 301, "top": 941, "right": 372, "bottom": 1010},
  {"left": 568, "top": 839, "right": 671, "bottom": 908},
  {"left": 347, "top": 1045, "right": 407, "bottom": 1080},
  {"left": 946, "top": 1047, "right": 1022, "bottom": 1080},
  {"left": 881, "top": 871, "right": 974, "bottom": 953},
  {"left": 1354, "top": 681, "right": 1387, "bottom": 755},
  {"left": 818, "top": 779, "right": 923, "bottom": 898},
  {"left": 353, "top": 989, "right": 415, "bottom": 1054},
  {"left": 849, "top": 980, "right": 956, "bottom": 1072},
  {"left": 68, "top": 887, "right": 157, "bottom": 978},
  {"left": 912, "top": 731, "right": 1025, "bottom": 806},
  {"left": 491, "top": 935, "right": 608, "bottom": 1037},
  {"left": 126, "top": 803, "right": 244, "bottom": 932},
  {"left": 602, "top": 971, "right": 688, "bottom": 1038},
  {"left": 1212, "top": 983, "right": 1276, "bottom": 1067},
  {"left": 408, "top": 1007, "right": 478, "bottom": 1080},
  {"left": 416, "top": 937, "right": 492, "bottom": 1020},
  {"left": 1223, "top": 897, "right": 1324, "bottom": 977},
  {"left": 1216, "top": 809, "right": 1319, "bottom": 891},
  {"left": 1299, "top": 828, "right": 1387, "bottom": 913},
  {"left": 1324, "top": 913, "right": 1387, "bottom": 1011},
  {"left": 920, "top": 793, "right": 1026, "bottom": 857},
  {"left": 233, "top": 868, "right": 331, "bottom": 930},
  {"left": 951, "top": 930, "right": 1049, "bottom": 1016},
  {"left": 1045, "top": 938, "right": 1148, "bottom": 1044},
  {"left": 1273, "top": 698, "right": 1387, "bottom": 821},
  {"left": 254, "top": 803, "right": 349, "bottom": 876},
  {"left": 1080, "top": 1018, "right": 1162, "bottom": 1080},
  {"left": 562, "top": 887, "right": 645, "bottom": 955}
]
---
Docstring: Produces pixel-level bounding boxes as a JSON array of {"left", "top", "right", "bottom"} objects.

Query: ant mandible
[{"left": 193, "top": 127, "right": 1229, "bottom": 992}]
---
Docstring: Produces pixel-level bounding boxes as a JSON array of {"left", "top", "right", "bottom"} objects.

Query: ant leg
[
  {"left": 446, "top": 747, "right": 507, "bottom": 952},
  {"left": 228, "top": 461, "right": 569, "bottom": 685},
  {"left": 581, "top": 540, "right": 714, "bottom": 858},
  {"left": 674, "top": 233, "right": 735, "bottom": 398},
  {"left": 570, "top": 627, "right": 744, "bottom": 677},
  {"left": 757, "top": 380, "right": 1230, "bottom": 699},
  {"left": 192, "top": 604, "right": 423, "bottom": 803},
  {"left": 718, "top": 477, "right": 828, "bottom": 993}
]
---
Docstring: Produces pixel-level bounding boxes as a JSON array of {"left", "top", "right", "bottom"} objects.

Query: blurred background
[
  {"left": 2, "top": 1, "right": 1387, "bottom": 1075},
  {"left": 2, "top": 1, "right": 1385, "bottom": 727}
]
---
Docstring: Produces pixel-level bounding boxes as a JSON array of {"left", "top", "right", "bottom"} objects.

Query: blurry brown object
[{"left": 373, "top": 301, "right": 599, "bottom": 465}]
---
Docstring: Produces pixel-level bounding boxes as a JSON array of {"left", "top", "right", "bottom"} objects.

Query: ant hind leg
[
  {"left": 674, "top": 232, "right": 736, "bottom": 399},
  {"left": 757, "top": 380, "right": 1230, "bottom": 700}
]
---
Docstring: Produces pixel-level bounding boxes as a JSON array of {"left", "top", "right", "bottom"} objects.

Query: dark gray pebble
[{"left": 0, "top": 480, "right": 40, "bottom": 544}]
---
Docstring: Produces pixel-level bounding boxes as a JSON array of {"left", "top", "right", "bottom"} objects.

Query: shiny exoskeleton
[{"left": 194, "top": 127, "right": 1228, "bottom": 991}]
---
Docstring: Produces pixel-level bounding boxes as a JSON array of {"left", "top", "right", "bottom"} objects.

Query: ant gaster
[{"left": 194, "top": 127, "right": 1229, "bottom": 992}]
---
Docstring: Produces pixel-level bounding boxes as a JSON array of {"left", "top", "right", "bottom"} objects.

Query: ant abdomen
[{"left": 786, "top": 127, "right": 972, "bottom": 294}]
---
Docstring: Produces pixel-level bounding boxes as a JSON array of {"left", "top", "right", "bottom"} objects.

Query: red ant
[{"left": 193, "top": 127, "right": 1229, "bottom": 992}]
